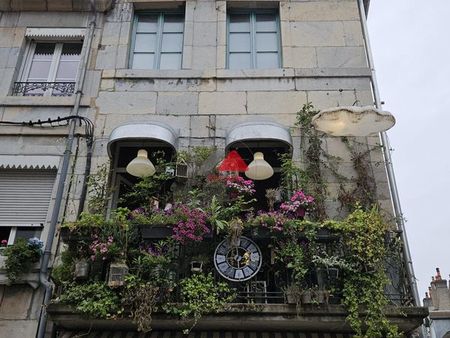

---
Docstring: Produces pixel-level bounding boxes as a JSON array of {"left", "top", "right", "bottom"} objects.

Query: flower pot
[
  {"left": 74, "top": 259, "right": 89, "bottom": 280},
  {"left": 295, "top": 207, "right": 306, "bottom": 219}
]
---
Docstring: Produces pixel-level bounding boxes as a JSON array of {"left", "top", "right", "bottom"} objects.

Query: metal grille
[
  {"left": 12, "top": 82, "right": 75, "bottom": 96},
  {"left": 0, "top": 169, "right": 56, "bottom": 225}
]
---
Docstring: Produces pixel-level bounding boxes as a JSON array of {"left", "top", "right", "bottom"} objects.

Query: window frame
[
  {"left": 130, "top": 10, "right": 185, "bottom": 70},
  {"left": 17, "top": 40, "right": 83, "bottom": 96},
  {"left": 226, "top": 9, "right": 282, "bottom": 70}
]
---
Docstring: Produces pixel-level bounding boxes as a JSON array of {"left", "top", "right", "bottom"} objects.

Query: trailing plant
[
  {"left": 337, "top": 138, "right": 378, "bottom": 212},
  {"left": 295, "top": 103, "right": 327, "bottom": 221},
  {"left": 165, "top": 273, "right": 235, "bottom": 333},
  {"left": 4, "top": 237, "right": 43, "bottom": 282},
  {"left": 52, "top": 249, "right": 75, "bottom": 284},
  {"left": 123, "top": 275, "right": 160, "bottom": 332},
  {"left": 332, "top": 206, "right": 401, "bottom": 337},
  {"left": 87, "top": 163, "right": 111, "bottom": 215},
  {"left": 58, "top": 282, "right": 122, "bottom": 319}
]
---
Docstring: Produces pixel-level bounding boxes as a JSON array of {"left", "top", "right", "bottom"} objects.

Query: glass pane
[
  {"left": 56, "top": 61, "right": 79, "bottom": 81},
  {"left": 256, "top": 14, "right": 277, "bottom": 32},
  {"left": 160, "top": 53, "right": 182, "bottom": 69},
  {"left": 229, "top": 14, "right": 250, "bottom": 32},
  {"left": 229, "top": 53, "right": 251, "bottom": 69},
  {"left": 60, "top": 43, "right": 82, "bottom": 58},
  {"left": 161, "top": 33, "right": 183, "bottom": 52},
  {"left": 132, "top": 53, "right": 154, "bottom": 69},
  {"left": 229, "top": 33, "right": 250, "bottom": 52},
  {"left": 33, "top": 43, "right": 55, "bottom": 60},
  {"left": 28, "top": 61, "right": 51, "bottom": 81},
  {"left": 256, "top": 32, "right": 278, "bottom": 52},
  {"left": 134, "top": 33, "right": 156, "bottom": 52},
  {"left": 137, "top": 15, "right": 158, "bottom": 32},
  {"left": 256, "top": 52, "right": 279, "bottom": 69},
  {"left": 163, "top": 15, "right": 184, "bottom": 32}
]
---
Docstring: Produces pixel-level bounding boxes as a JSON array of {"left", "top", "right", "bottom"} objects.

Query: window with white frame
[
  {"left": 15, "top": 41, "right": 82, "bottom": 96},
  {"left": 0, "top": 169, "right": 56, "bottom": 249},
  {"left": 227, "top": 10, "right": 281, "bottom": 69},
  {"left": 131, "top": 12, "right": 184, "bottom": 70}
]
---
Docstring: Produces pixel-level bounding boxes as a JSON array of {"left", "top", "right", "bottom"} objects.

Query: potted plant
[
  {"left": 3, "top": 237, "right": 43, "bottom": 282},
  {"left": 280, "top": 190, "right": 315, "bottom": 219}
]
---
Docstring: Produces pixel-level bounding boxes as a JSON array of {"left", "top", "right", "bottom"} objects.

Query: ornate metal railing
[{"left": 12, "top": 82, "right": 76, "bottom": 97}]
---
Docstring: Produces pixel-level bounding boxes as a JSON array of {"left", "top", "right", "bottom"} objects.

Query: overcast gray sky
[{"left": 368, "top": 1, "right": 450, "bottom": 302}]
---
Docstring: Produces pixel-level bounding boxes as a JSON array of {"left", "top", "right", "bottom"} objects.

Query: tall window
[
  {"left": 131, "top": 13, "right": 184, "bottom": 70},
  {"left": 227, "top": 10, "right": 281, "bottom": 69},
  {"left": 15, "top": 42, "right": 82, "bottom": 96}
]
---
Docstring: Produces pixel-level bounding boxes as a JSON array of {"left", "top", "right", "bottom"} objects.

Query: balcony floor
[{"left": 48, "top": 303, "right": 428, "bottom": 335}]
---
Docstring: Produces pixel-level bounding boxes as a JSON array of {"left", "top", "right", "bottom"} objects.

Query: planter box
[{"left": 140, "top": 225, "right": 173, "bottom": 239}]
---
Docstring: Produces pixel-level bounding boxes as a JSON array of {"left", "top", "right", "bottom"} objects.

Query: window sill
[
  {"left": 0, "top": 96, "right": 91, "bottom": 107},
  {"left": 108, "top": 67, "right": 371, "bottom": 80}
]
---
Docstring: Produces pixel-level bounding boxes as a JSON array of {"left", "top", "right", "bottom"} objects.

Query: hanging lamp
[
  {"left": 245, "top": 152, "right": 274, "bottom": 180},
  {"left": 126, "top": 149, "right": 156, "bottom": 177}
]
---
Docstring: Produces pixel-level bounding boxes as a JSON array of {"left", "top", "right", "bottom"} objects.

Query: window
[
  {"left": 131, "top": 12, "right": 184, "bottom": 70},
  {"left": 0, "top": 169, "right": 56, "bottom": 248},
  {"left": 14, "top": 42, "right": 82, "bottom": 96},
  {"left": 227, "top": 10, "right": 281, "bottom": 69}
]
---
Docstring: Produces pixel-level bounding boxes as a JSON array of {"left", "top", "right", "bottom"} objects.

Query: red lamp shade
[{"left": 218, "top": 150, "right": 248, "bottom": 172}]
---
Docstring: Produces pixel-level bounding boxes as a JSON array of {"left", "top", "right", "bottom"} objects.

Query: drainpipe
[
  {"left": 357, "top": 0, "right": 421, "bottom": 311},
  {"left": 36, "top": 6, "right": 97, "bottom": 338}
]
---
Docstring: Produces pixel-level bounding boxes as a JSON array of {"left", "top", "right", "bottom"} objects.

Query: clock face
[{"left": 214, "top": 236, "right": 262, "bottom": 282}]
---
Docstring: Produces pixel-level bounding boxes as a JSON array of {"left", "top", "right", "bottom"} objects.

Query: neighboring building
[
  {"left": 423, "top": 269, "right": 450, "bottom": 338},
  {"left": 0, "top": 0, "right": 427, "bottom": 337}
]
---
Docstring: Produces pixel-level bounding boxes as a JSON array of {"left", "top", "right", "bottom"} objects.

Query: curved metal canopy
[
  {"left": 107, "top": 123, "right": 178, "bottom": 157},
  {"left": 226, "top": 122, "right": 293, "bottom": 149}
]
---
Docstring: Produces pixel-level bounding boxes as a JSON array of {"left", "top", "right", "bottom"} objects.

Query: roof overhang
[
  {"left": 225, "top": 122, "right": 292, "bottom": 150},
  {"left": 107, "top": 123, "right": 178, "bottom": 157}
]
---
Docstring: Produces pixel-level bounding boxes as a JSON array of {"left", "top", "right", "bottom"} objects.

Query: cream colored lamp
[
  {"left": 245, "top": 152, "right": 274, "bottom": 180},
  {"left": 126, "top": 149, "right": 156, "bottom": 177},
  {"left": 311, "top": 106, "right": 395, "bottom": 137}
]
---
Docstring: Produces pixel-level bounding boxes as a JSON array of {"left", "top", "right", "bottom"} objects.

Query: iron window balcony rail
[{"left": 12, "top": 81, "right": 76, "bottom": 97}]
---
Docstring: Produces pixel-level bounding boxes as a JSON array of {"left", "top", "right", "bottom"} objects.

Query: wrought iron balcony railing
[{"left": 12, "top": 81, "right": 76, "bottom": 97}]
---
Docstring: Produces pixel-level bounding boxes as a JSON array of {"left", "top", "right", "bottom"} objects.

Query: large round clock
[{"left": 214, "top": 236, "right": 262, "bottom": 282}]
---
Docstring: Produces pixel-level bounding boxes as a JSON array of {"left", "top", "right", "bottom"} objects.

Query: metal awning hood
[
  {"left": 0, "top": 155, "right": 60, "bottom": 170},
  {"left": 26, "top": 28, "right": 85, "bottom": 40},
  {"left": 226, "top": 122, "right": 292, "bottom": 148},
  {"left": 107, "top": 123, "right": 178, "bottom": 157}
]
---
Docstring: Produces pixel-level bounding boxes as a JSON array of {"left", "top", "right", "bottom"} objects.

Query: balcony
[
  {"left": 12, "top": 82, "right": 75, "bottom": 97},
  {"left": 48, "top": 155, "right": 427, "bottom": 336}
]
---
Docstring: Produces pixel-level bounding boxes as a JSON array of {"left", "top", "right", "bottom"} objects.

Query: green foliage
[
  {"left": 58, "top": 282, "right": 122, "bottom": 318},
  {"left": 120, "top": 153, "right": 174, "bottom": 208},
  {"left": 177, "top": 146, "right": 216, "bottom": 167},
  {"left": 275, "top": 240, "right": 307, "bottom": 284},
  {"left": 166, "top": 273, "right": 235, "bottom": 332},
  {"left": 294, "top": 103, "right": 327, "bottom": 220},
  {"left": 87, "top": 163, "right": 111, "bottom": 215},
  {"left": 331, "top": 206, "right": 401, "bottom": 337},
  {"left": 4, "top": 238, "right": 42, "bottom": 282},
  {"left": 338, "top": 138, "right": 378, "bottom": 212},
  {"left": 51, "top": 249, "right": 75, "bottom": 284}
]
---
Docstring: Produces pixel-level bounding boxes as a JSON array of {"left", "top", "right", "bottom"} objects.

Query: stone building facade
[{"left": 0, "top": 0, "right": 426, "bottom": 337}]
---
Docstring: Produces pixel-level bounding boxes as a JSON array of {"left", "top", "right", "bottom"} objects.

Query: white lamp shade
[
  {"left": 126, "top": 149, "right": 156, "bottom": 177},
  {"left": 245, "top": 152, "right": 274, "bottom": 180},
  {"left": 311, "top": 106, "right": 395, "bottom": 137}
]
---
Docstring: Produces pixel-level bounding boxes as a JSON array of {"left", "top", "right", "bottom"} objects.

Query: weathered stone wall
[{"left": 0, "top": 1, "right": 393, "bottom": 336}]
